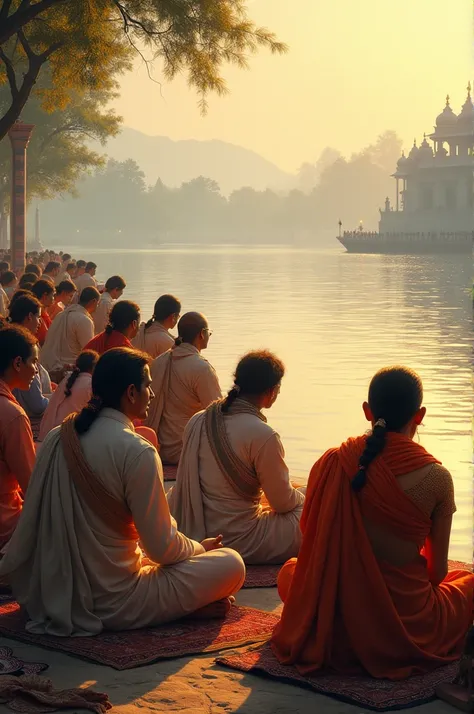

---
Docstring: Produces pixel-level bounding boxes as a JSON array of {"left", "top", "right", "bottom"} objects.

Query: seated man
[
  {"left": 0, "top": 347, "right": 245, "bottom": 635},
  {"left": 40, "top": 286, "right": 99, "bottom": 383},
  {"left": 85, "top": 300, "right": 140, "bottom": 354},
  {"left": 271, "top": 367, "right": 474, "bottom": 679},
  {"left": 93, "top": 275, "right": 126, "bottom": 335},
  {"left": 144, "top": 312, "right": 222, "bottom": 464},
  {"left": 0, "top": 325, "right": 38, "bottom": 548},
  {"left": 169, "top": 351, "right": 305, "bottom": 564},
  {"left": 30, "top": 279, "right": 55, "bottom": 346},
  {"left": 133, "top": 294, "right": 181, "bottom": 358}
]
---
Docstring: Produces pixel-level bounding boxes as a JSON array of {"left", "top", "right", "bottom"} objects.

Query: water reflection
[{"left": 72, "top": 246, "right": 472, "bottom": 561}]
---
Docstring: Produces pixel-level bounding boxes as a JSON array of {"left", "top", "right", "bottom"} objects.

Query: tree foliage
[
  {"left": 0, "top": 73, "right": 122, "bottom": 210},
  {"left": 0, "top": 0, "right": 287, "bottom": 139}
]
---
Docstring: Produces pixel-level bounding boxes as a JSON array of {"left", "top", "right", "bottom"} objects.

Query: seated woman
[
  {"left": 169, "top": 350, "right": 305, "bottom": 564},
  {"left": 0, "top": 347, "right": 245, "bottom": 635},
  {"left": 38, "top": 350, "right": 99, "bottom": 442},
  {"left": 132, "top": 294, "right": 181, "bottom": 358},
  {"left": 272, "top": 366, "right": 474, "bottom": 680},
  {"left": 84, "top": 300, "right": 140, "bottom": 355},
  {"left": 9, "top": 295, "right": 53, "bottom": 440}
]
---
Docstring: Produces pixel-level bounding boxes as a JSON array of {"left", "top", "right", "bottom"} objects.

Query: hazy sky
[{"left": 114, "top": 0, "right": 471, "bottom": 172}]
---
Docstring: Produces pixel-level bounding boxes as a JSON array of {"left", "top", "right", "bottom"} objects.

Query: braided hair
[
  {"left": 221, "top": 350, "right": 285, "bottom": 414},
  {"left": 64, "top": 350, "right": 99, "bottom": 398},
  {"left": 144, "top": 294, "right": 181, "bottom": 331},
  {"left": 351, "top": 366, "right": 423, "bottom": 492},
  {"left": 74, "top": 347, "right": 150, "bottom": 434}
]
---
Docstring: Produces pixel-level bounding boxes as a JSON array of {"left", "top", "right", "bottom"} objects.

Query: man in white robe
[
  {"left": 144, "top": 312, "right": 221, "bottom": 464},
  {"left": 40, "top": 286, "right": 99, "bottom": 380},
  {"left": 93, "top": 275, "right": 126, "bottom": 334},
  {"left": 0, "top": 387, "right": 244, "bottom": 635},
  {"left": 169, "top": 397, "right": 305, "bottom": 564}
]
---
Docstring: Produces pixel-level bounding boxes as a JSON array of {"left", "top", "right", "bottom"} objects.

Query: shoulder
[
  {"left": 0, "top": 395, "right": 29, "bottom": 427},
  {"left": 194, "top": 353, "right": 218, "bottom": 375}
]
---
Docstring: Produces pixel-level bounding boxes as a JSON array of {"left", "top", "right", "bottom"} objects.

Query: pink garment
[
  {"left": 0, "top": 380, "right": 36, "bottom": 547},
  {"left": 38, "top": 372, "right": 92, "bottom": 442}
]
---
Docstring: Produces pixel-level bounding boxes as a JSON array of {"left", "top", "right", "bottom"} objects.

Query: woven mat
[
  {"left": 163, "top": 464, "right": 177, "bottom": 481},
  {"left": 0, "top": 604, "right": 279, "bottom": 670},
  {"left": 217, "top": 642, "right": 459, "bottom": 711},
  {"left": 243, "top": 565, "right": 279, "bottom": 588}
]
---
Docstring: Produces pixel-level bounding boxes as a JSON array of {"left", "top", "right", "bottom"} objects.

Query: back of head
[
  {"left": 62, "top": 253, "right": 72, "bottom": 263},
  {"left": 176, "top": 311, "right": 207, "bottom": 345},
  {"left": 76, "top": 260, "right": 86, "bottom": 270},
  {"left": 105, "top": 275, "right": 126, "bottom": 292},
  {"left": 74, "top": 347, "right": 150, "bottom": 433},
  {"left": 149, "top": 294, "right": 181, "bottom": 327},
  {"left": 24, "top": 264, "right": 41, "bottom": 277},
  {"left": 0, "top": 324, "right": 37, "bottom": 377},
  {"left": 222, "top": 350, "right": 285, "bottom": 413},
  {"left": 79, "top": 286, "right": 100, "bottom": 307},
  {"left": 31, "top": 279, "right": 54, "bottom": 300},
  {"left": 85, "top": 261, "right": 97, "bottom": 273},
  {"left": 57, "top": 280, "right": 76, "bottom": 296},
  {"left": 8, "top": 289, "right": 33, "bottom": 307},
  {"left": 0, "top": 261, "right": 9, "bottom": 275},
  {"left": 65, "top": 349, "right": 99, "bottom": 398},
  {"left": 18, "top": 272, "right": 37, "bottom": 289},
  {"left": 44, "top": 261, "right": 60, "bottom": 274},
  {"left": 66, "top": 262, "right": 76, "bottom": 273},
  {"left": 106, "top": 300, "right": 140, "bottom": 334},
  {"left": 352, "top": 366, "right": 424, "bottom": 492},
  {"left": 8, "top": 294, "right": 41, "bottom": 324},
  {"left": 1, "top": 270, "right": 17, "bottom": 287}
]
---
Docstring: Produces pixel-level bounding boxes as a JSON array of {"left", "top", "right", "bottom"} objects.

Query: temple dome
[
  {"left": 457, "top": 82, "right": 474, "bottom": 128},
  {"left": 407, "top": 139, "right": 419, "bottom": 161},
  {"left": 436, "top": 95, "right": 458, "bottom": 127},
  {"left": 418, "top": 134, "right": 433, "bottom": 158}
]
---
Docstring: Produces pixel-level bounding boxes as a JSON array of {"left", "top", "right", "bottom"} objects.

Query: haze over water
[{"left": 62, "top": 245, "right": 472, "bottom": 562}]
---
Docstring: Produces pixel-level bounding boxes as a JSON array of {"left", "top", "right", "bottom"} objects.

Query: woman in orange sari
[{"left": 272, "top": 366, "right": 474, "bottom": 681}]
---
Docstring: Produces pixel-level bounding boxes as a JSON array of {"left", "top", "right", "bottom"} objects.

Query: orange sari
[{"left": 272, "top": 433, "right": 474, "bottom": 680}]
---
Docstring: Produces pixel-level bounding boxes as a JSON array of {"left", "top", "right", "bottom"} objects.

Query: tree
[
  {"left": 0, "top": 1, "right": 287, "bottom": 140},
  {"left": 0, "top": 80, "right": 121, "bottom": 209}
]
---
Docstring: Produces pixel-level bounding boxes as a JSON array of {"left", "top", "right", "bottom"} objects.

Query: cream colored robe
[
  {"left": 132, "top": 321, "right": 175, "bottom": 358},
  {"left": 40, "top": 305, "right": 94, "bottom": 373},
  {"left": 145, "top": 344, "right": 222, "bottom": 464},
  {"left": 0, "top": 408, "right": 245, "bottom": 636},
  {"left": 93, "top": 292, "right": 114, "bottom": 334},
  {"left": 168, "top": 408, "right": 305, "bottom": 564}
]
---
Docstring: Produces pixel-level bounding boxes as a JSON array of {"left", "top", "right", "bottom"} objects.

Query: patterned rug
[
  {"left": 216, "top": 643, "right": 459, "bottom": 711},
  {"left": 243, "top": 565, "right": 279, "bottom": 588},
  {"left": 0, "top": 646, "right": 48, "bottom": 677},
  {"left": 163, "top": 464, "right": 177, "bottom": 481},
  {"left": 0, "top": 604, "right": 279, "bottom": 670}
]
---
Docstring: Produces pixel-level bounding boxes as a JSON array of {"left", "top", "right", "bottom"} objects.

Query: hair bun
[{"left": 174, "top": 336, "right": 183, "bottom": 346}]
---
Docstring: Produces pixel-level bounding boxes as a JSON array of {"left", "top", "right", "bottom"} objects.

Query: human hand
[{"left": 201, "top": 535, "right": 224, "bottom": 552}]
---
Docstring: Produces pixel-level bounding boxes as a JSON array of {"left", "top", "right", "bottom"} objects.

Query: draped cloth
[
  {"left": 60, "top": 414, "right": 138, "bottom": 541},
  {"left": 204, "top": 399, "right": 264, "bottom": 501},
  {"left": 169, "top": 399, "right": 265, "bottom": 541},
  {"left": 271, "top": 433, "right": 474, "bottom": 680}
]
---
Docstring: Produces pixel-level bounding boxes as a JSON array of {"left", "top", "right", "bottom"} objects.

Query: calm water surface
[{"left": 64, "top": 245, "right": 473, "bottom": 561}]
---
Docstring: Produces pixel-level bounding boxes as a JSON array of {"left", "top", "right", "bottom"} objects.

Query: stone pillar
[
  {"left": 395, "top": 178, "right": 399, "bottom": 211},
  {"left": 8, "top": 122, "right": 34, "bottom": 272}
]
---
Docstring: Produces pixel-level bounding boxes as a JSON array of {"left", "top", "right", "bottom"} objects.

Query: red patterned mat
[
  {"left": 243, "top": 565, "right": 279, "bottom": 588},
  {"left": 163, "top": 464, "right": 177, "bottom": 481},
  {"left": 217, "top": 643, "right": 459, "bottom": 711},
  {"left": 0, "top": 604, "right": 279, "bottom": 671}
]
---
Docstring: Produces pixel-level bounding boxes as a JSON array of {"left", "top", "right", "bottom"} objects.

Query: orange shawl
[{"left": 271, "top": 432, "right": 474, "bottom": 679}]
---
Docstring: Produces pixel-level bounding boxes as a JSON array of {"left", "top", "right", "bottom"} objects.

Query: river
[{"left": 60, "top": 244, "right": 473, "bottom": 561}]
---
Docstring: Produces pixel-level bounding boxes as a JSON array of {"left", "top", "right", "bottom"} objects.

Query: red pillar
[{"left": 8, "top": 122, "right": 34, "bottom": 272}]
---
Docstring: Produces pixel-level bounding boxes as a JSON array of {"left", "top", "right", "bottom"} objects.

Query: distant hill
[{"left": 97, "top": 127, "right": 294, "bottom": 195}]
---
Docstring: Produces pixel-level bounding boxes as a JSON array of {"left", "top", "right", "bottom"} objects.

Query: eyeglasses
[{"left": 203, "top": 328, "right": 213, "bottom": 336}]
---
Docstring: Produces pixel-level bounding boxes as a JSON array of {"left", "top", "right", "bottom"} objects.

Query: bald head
[{"left": 177, "top": 312, "right": 211, "bottom": 350}]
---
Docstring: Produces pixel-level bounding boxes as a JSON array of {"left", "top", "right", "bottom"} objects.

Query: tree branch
[
  {"left": 0, "top": 37, "right": 62, "bottom": 141},
  {"left": 0, "top": 0, "right": 66, "bottom": 46},
  {"left": 0, "top": 46, "right": 18, "bottom": 97}
]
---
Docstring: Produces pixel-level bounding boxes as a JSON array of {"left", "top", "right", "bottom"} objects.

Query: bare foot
[{"left": 185, "top": 596, "right": 235, "bottom": 621}]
